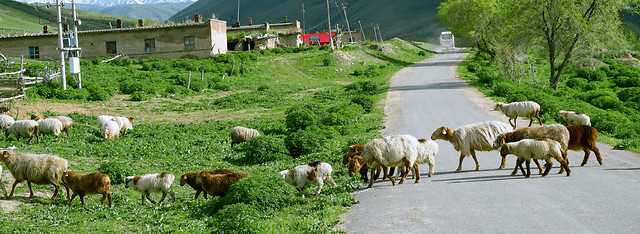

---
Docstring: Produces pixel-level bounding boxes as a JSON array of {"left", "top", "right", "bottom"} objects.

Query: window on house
[
  {"left": 184, "top": 36, "right": 195, "bottom": 50},
  {"left": 28, "top": 46, "right": 40, "bottom": 59},
  {"left": 145, "top": 39, "right": 155, "bottom": 53},
  {"left": 106, "top": 41, "right": 117, "bottom": 54}
]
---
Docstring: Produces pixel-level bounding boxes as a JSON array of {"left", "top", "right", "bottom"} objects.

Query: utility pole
[
  {"left": 56, "top": 0, "right": 66, "bottom": 90},
  {"left": 377, "top": 23, "right": 383, "bottom": 42},
  {"left": 237, "top": 0, "right": 240, "bottom": 23},
  {"left": 340, "top": 3, "right": 354, "bottom": 43},
  {"left": 357, "top": 20, "right": 366, "bottom": 42},
  {"left": 371, "top": 23, "right": 377, "bottom": 42},
  {"left": 302, "top": 3, "right": 306, "bottom": 46},
  {"left": 326, "top": 0, "right": 334, "bottom": 50},
  {"left": 71, "top": 0, "right": 81, "bottom": 89}
]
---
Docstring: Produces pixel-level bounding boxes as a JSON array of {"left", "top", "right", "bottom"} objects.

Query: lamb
[
  {"left": 558, "top": 110, "right": 591, "bottom": 126},
  {"left": 0, "top": 149, "right": 69, "bottom": 200},
  {"left": 51, "top": 116, "right": 73, "bottom": 137},
  {"left": 62, "top": 171, "right": 112, "bottom": 208},
  {"left": 0, "top": 114, "right": 15, "bottom": 132},
  {"left": 347, "top": 134, "right": 420, "bottom": 188},
  {"left": 411, "top": 138, "right": 439, "bottom": 179},
  {"left": 431, "top": 121, "right": 513, "bottom": 173},
  {"left": 115, "top": 116, "right": 134, "bottom": 136},
  {"left": 101, "top": 121, "right": 120, "bottom": 139},
  {"left": 180, "top": 169, "right": 234, "bottom": 200},
  {"left": 499, "top": 139, "right": 571, "bottom": 177},
  {"left": 566, "top": 124, "right": 601, "bottom": 167},
  {"left": 493, "top": 101, "right": 542, "bottom": 128},
  {"left": 1, "top": 163, "right": 7, "bottom": 197},
  {"left": 197, "top": 172, "right": 250, "bottom": 198},
  {"left": 37, "top": 118, "right": 64, "bottom": 138},
  {"left": 230, "top": 126, "right": 261, "bottom": 147},
  {"left": 5, "top": 120, "right": 39, "bottom": 144},
  {"left": 97, "top": 115, "right": 117, "bottom": 128},
  {"left": 279, "top": 161, "right": 335, "bottom": 197},
  {"left": 125, "top": 173, "right": 176, "bottom": 205},
  {"left": 30, "top": 112, "right": 45, "bottom": 121},
  {"left": 492, "top": 124, "right": 570, "bottom": 175}
]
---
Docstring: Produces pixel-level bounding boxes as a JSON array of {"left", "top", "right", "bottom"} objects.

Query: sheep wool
[
  {"left": 37, "top": 118, "right": 64, "bottom": 138},
  {"left": 414, "top": 138, "right": 439, "bottom": 178},
  {"left": 125, "top": 173, "right": 176, "bottom": 205},
  {"left": 500, "top": 139, "right": 570, "bottom": 177},
  {"left": 558, "top": 110, "right": 591, "bottom": 126},
  {"left": 198, "top": 172, "right": 250, "bottom": 198},
  {"left": 0, "top": 164, "right": 7, "bottom": 197},
  {"left": 116, "top": 116, "right": 134, "bottom": 135},
  {"left": 566, "top": 124, "right": 601, "bottom": 167},
  {"left": 6, "top": 120, "right": 39, "bottom": 144},
  {"left": 0, "top": 114, "right": 15, "bottom": 132},
  {"left": 52, "top": 116, "right": 73, "bottom": 137},
  {"left": 97, "top": 115, "right": 116, "bottom": 128},
  {"left": 279, "top": 161, "right": 335, "bottom": 197},
  {"left": 62, "top": 171, "right": 112, "bottom": 207},
  {"left": 180, "top": 169, "right": 235, "bottom": 200},
  {"left": 0, "top": 150, "right": 69, "bottom": 200},
  {"left": 230, "top": 126, "right": 261, "bottom": 147},
  {"left": 101, "top": 121, "right": 120, "bottom": 139},
  {"left": 493, "top": 101, "right": 542, "bottom": 128}
]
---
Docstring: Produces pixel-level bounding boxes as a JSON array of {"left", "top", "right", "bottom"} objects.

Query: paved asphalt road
[{"left": 335, "top": 50, "right": 640, "bottom": 233}]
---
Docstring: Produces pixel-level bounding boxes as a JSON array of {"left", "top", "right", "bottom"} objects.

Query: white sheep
[
  {"left": 37, "top": 118, "right": 64, "bottom": 138},
  {"left": 1, "top": 163, "right": 7, "bottom": 197},
  {"left": 558, "top": 110, "right": 591, "bottom": 126},
  {"left": 493, "top": 101, "right": 542, "bottom": 128},
  {"left": 431, "top": 121, "right": 513, "bottom": 173},
  {"left": 6, "top": 120, "right": 40, "bottom": 144},
  {"left": 125, "top": 173, "right": 176, "bottom": 205},
  {"left": 413, "top": 138, "right": 439, "bottom": 179},
  {"left": 97, "top": 115, "right": 116, "bottom": 128},
  {"left": 101, "top": 121, "right": 120, "bottom": 139},
  {"left": 348, "top": 134, "right": 421, "bottom": 188},
  {"left": 51, "top": 116, "right": 73, "bottom": 137},
  {"left": 115, "top": 116, "right": 134, "bottom": 136},
  {"left": 230, "top": 126, "right": 261, "bottom": 147},
  {"left": 0, "top": 149, "right": 69, "bottom": 200},
  {"left": 0, "top": 114, "right": 15, "bottom": 132},
  {"left": 279, "top": 161, "right": 336, "bottom": 197},
  {"left": 499, "top": 139, "right": 571, "bottom": 177}
]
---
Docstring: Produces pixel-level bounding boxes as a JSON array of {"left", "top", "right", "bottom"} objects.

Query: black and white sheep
[
  {"left": 0, "top": 149, "right": 69, "bottom": 200},
  {"left": 558, "top": 110, "right": 591, "bottom": 126},
  {"left": 230, "top": 126, "right": 261, "bottom": 147},
  {"left": 125, "top": 173, "right": 176, "bottom": 205},
  {"left": 280, "top": 161, "right": 336, "bottom": 197},
  {"left": 5, "top": 120, "right": 39, "bottom": 144},
  {"left": 493, "top": 101, "right": 542, "bottom": 128},
  {"left": 62, "top": 171, "right": 112, "bottom": 207},
  {"left": 499, "top": 139, "right": 570, "bottom": 177},
  {"left": 431, "top": 121, "right": 513, "bottom": 172}
]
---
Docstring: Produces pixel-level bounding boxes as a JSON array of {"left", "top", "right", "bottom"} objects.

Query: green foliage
[
  {"left": 616, "top": 87, "right": 640, "bottom": 102},
  {"left": 351, "top": 95, "right": 375, "bottom": 113},
  {"left": 87, "top": 86, "right": 112, "bottom": 101},
  {"left": 576, "top": 67, "right": 607, "bottom": 82},
  {"left": 322, "top": 57, "right": 334, "bottom": 66},
  {"left": 97, "top": 161, "right": 132, "bottom": 184},
  {"left": 219, "top": 175, "right": 300, "bottom": 212},
  {"left": 565, "top": 77, "right": 588, "bottom": 89},
  {"left": 590, "top": 96, "right": 622, "bottom": 109},
  {"left": 285, "top": 108, "right": 319, "bottom": 132},
  {"left": 611, "top": 76, "right": 640, "bottom": 87},
  {"left": 345, "top": 80, "right": 383, "bottom": 95},
  {"left": 466, "top": 61, "right": 482, "bottom": 73},
  {"left": 130, "top": 91, "right": 149, "bottom": 101},
  {"left": 477, "top": 67, "right": 501, "bottom": 84},
  {"left": 352, "top": 64, "right": 388, "bottom": 77},
  {"left": 239, "top": 135, "right": 290, "bottom": 164},
  {"left": 285, "top": 126, "right": 338, "bottom": 158}
]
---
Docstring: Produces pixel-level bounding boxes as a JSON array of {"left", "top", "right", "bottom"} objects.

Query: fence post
[
  {"left": 187, "top": 70, "right": 191, "bottom": 89},
  {"left": 201, "top": 70, "right": 204, "bottom": 81}
]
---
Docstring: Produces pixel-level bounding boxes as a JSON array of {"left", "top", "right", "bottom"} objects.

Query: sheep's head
[
  {"left": 124, "top": 176, "right": 136, "bottom": 188},
  {"left": 179, "top": 173, "right": 190, "bottom": 186},
  {"left": 62, "top": 170, "right": 74, "bottom": 185},
  {"left": 493, "top": 103, "right": 504, "bottom": 111},
  {"left": 493, "top": 134, "right": 506, "bottom": 149},
  {"left": 558, "top": 110, "right": 567, "bottom": 118},
  {"left": 499, "top": 144, "right": 511, "bottom": 157},
  {"left": 0, "top": 150, "right": 14, "bottom": 162},
  {"left": 347, "top": 156, "right": 364, "bottom": 177},
  {"left": 431, "top": 126, "right": 452, "bottom": 141}
]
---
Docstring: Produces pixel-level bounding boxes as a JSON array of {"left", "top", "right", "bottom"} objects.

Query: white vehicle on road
[{"left": 440, "top": 31, "right": 455, "bottom": 50}]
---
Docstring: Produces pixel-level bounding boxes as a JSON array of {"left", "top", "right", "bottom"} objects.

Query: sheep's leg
[
  {"left": 470, "top": 151, "right": 480, "bottom": 171},
  {"left": 144, "top": 193, "right": 156, "bottom": 204},
  {"left": 326, "top": 175, "right": 337, "bottom": 187},
  {"left": 27, "top": 181, "right": 34, "bottom": 198},
  {"left": 367, "top": 168, "right": 375, "bottom": 188},
  {"left": 373, "top": 167, "right": 381, "bottom": 181},
  {"left": 593, "top": 146, "right": 602, "bottom": 165},
  {"left": 101, "top": 193, "right": 107, "bottom": 205},
  {"left": 399, "top": 162, "right": 412, "bottom": 184},
  {"left": 314, "top": 178, "right": 324, "bottom": 195},
  {"left": 195, "top": 190, "right": 202, "bottom": 200},
  {"left": 50, "top": 183, "right": 60, "bottom": 200},
  {"left": 542, "top": 159, "right": 553, "bottom": 176},
  {"left": 455, "top": 153, "right": 465, "bottom": 173},
  {"left": 517, "top": 158, "right": 526, "bottom": 176},
  {"left": 389, "top": 167, "right": 396, "bottom": 178},
  {"left": 508, "top": 118, "right": 516, "bottom": 128},
  {"left": 107, "top": 192, "right": 113, "bottom": 208},
  {"left": 158, "top": 192, "right": 167, "bottom": 203},
  {"left": 65, "top": 129, "right": 70, "bottom": 137},
  {"left": 413, "top": 162, "right": 421, "bottom": 183},
  {"left": 0, "top": 177, "right": 7, "bottom": 198},
  {"left": 533, "top": 159, "right": 543, "bottom": 175},
  {"left": 428, "top": 156, "right": 435, "bottom": 177},
  {"left": 382, "top": 165, "right": 395, "bottom": 186},
  {"left": 536, "top": 115, "right": 543, "bottom": 126},
  {"left": 79, "top": 194, "right": 85, "bottom": 205},
  {"left": 524, "top": 159, "right": 531, "bottom": 178},
  {"left": 581, "top": 149, "right": 591, "bottom": 166},
  {"left": 511, "top": 158, "right": 520, "bottom": 176},
  {"left": 499, "top": 155, "right": 506, "bottom": 169},
  {"left": 170, "top": 191, "right": 176, "bottom": 202},
  {"left": 558, "top": 151, "right": 569, "bottom": 174},
  {"left": 9, "top": 179, "right": 22, "bottom": 198},
  {"left": 70, "top": 193, "right": 78, "bottom": 203},
  {"left": 528, "top": 118, "right": 534, "bottom": 127},
  {"left": 557, "top": 157, "right": 571, "bottom": 176}
]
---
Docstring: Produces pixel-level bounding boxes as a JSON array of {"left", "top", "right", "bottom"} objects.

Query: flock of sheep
[{"left": 0, "top": 100, "right": 602, "bottom": 206}]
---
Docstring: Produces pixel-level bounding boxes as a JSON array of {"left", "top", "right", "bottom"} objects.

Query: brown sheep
[
  {"left": 566, "top": 124, "right": 601, "bottom": 167},
  {"left": 180, "top": 169, "right": 234, "bottom": 200},
  {"left": 62, "top": 171, "right": 112, "bottom": 208},
  {"left": 196, "top": 172, "right": 250, "bottom": 197},
  {"left": 30, "top": 112, "right": 45, "bottom": 121}
]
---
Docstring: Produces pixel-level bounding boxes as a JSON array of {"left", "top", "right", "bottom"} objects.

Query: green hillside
[
  {"left": 0, "top": 0, "right": 150, "bottom": 35},
  {"left": 77, "top": 2, "right": 192, "bottom": 22},
  {"left": 170, "top": 0, "right": 447, "bottom": 42}
]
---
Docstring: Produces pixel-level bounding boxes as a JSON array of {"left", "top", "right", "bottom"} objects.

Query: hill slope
[
  {"left": 76, "top": 2, "right": 193, "bottom": 22},
  {"left": 170, "top": 0, "right": 446, "bottom": 42}
]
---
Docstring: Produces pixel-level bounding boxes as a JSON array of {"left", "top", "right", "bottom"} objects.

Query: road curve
[{"left": 335, "top": 50, "right": 640, "bottom": 233}]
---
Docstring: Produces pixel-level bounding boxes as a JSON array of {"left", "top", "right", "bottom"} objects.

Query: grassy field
[{"left": 0, "top": 39, "right": 433, "bottom": 232}]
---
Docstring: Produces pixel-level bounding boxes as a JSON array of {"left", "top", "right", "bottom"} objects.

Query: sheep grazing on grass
[
  {"left": 0, "top": 149, "right": 69, "bottom": 200},
  {"left": 115, "top": 116, "right": 134, "bottom": 136},
  {"left": 97, "top": 115, "right": 116, "bottom": 128},
  {"left": 280, "top": 161, "right": 335, "bottom": 197},
  {"left": 197, "top": 172, "right": 250, "bottom": 198},
  {"left": 37, "top": 118, "right": 64, "bottom": 139},
  {"left": 0, "top": 114, "right": 15, "bottom": 133},
  {"left": 125, "top": 173, "right": 176, "bottom": 205},
  {"left": 499, "top": 139, "right": 570, "bottom": 177},
  {"left": 493, "top": 101, "right": 542, "bottom": 128},
  {"left": 180, "top": 169, "right": 234, "bottom": 200},
  {"left": 342, "top": 144, "right": 384, "bottom": 182},
  {"left": 558, "top": 110, "right": 591, "bottom": 126},
  {"left": 6, "top": 120, "right": 39, "bottom": 144},
  {"left": 101, "top": 121, "right": 120, "bottom": 139},
  {"left": 348, "top": 135, "right": 421, "bottom": 188},
  {"left": 51, "top": 116, "right": 73, "bottom": 137},
  {"left": 492, "top": 124, "right": 570, "bottom": 175},
  {"left": 1, "top": 163, "right": 7, "bottom": 197},
  {"left": 230, "top": 126, "right": 261, "bottom": 147},
  {"left": 431, "top": 121, "right": 513, "bottom": 173},
  {"left": 30, "top": 112, "right": 45, "bottom": 121},
  {"left": 62, "top": 171, "right": 112, "bottom": 208}
]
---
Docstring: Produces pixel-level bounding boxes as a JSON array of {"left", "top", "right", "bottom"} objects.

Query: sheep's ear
[{"left": 441, "top": 127, "right": 447, "bottom": 135}]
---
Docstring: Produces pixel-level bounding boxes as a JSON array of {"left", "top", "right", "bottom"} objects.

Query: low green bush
[
  {"left": 239, "top": 135, "right": 290, "bottom": 164},
  {"left": 285, "top": 126, "right": 338, "bottom": 158},
  {"left": 98, "top": 161, "right": 133, "bottom": 184},
  {"left": 577, "top": 67, "right": 607, "bottom": 82},
  {"left": 351, "top": 95, "right": 375, "bottom": 113},
  {"left": 130, "top": 91, "right": 148, "bottom": 101},
  {"left": 285, "top": 107, "right": 319, "bottom": 132}
]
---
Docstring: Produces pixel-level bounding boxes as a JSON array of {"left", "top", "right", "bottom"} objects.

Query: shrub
[
  {"left": 98, "top": 161, "right": 132, "bottom": 184},
  {"left": 614, "top": 139, "right": 640, "bottom": 150},
  {"left": 565, "top": 77, "right": 588, "bottom": 89},
  {"left": 590, "top": 96, "right": 622, "bottom": 109},
  {"left": 576, "top": 67, "right": 606, "bottom": 82},
  {"left": 219, "top": 175, "right": 300, "bottom": 212},
  {"left": 321, "top": 103, "right": 363, "bottom": 126},
  {"left": 285, "top": 126, "right": 337, "bottom": 158},
  {"left": 351, "top": 95, "right": 375, "bottom": 113},
  {"left": 491, "top": 82, "right": 516, "bottom": 97},
  {"left": 285, "top": 108, "right": 318, "bottom": 132},
  {"left": 476, "top": 67, "right": 500, "bottom": 84},
  {"left": 616, "top": 87, "right": 640, "bottom": 102},
  {"left": 322, "top": 57, "right": 334, "bottom": 66},
  {"left": 345, "top": 80, "right": 382, "bottom": 95},
  {"left": 87, "top": 86, "right": 112, "bottom": 101},
  {"left": 130, "top": 91, "right": 148, "bottom": 101},
  {"left": 466, "top": 61, "right": 481, "bottom": 73},
  {"left": 611, "top": 76, "right": 640, "bottom": 87},
  {"left": 239, "top": 135, "right": 290, "bottom": 164}
]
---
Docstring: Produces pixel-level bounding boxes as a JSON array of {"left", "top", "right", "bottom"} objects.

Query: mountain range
[{"left": 14, "top": 0, "right": 195, "bottom": 7}]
